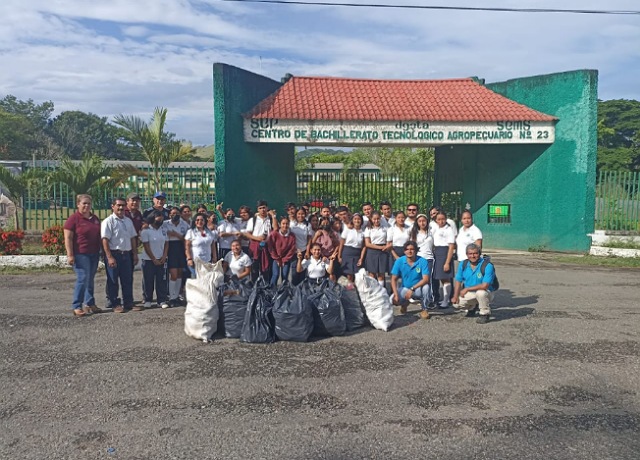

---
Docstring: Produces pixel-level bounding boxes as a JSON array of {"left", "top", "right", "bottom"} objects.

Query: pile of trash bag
[{"left": 187, "top": 269, "right": 394, "bottom": 343}]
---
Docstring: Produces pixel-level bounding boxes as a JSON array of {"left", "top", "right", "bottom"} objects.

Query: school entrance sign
[
  {"left": 244, "top": 119, "right": 555, "bottom": 145},
  {"left": 215, "top": 64, "right": 596, "bottom": 253}
]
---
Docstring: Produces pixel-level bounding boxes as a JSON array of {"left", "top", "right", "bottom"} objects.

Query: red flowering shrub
[
  {"left": 42, "top": 225, "right": 65, "bottom": 255},
  {"left": 0, "top": 229, "right": 25, "bottom": 255}
]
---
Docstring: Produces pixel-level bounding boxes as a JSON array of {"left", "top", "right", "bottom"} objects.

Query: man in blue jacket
[{"left": 452, "top": 243, "right": 496, "bottom": 324}]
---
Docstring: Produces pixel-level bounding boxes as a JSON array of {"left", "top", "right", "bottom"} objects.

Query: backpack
[{"left": 462, "top": 259, "right": 500, "bottom": 291}]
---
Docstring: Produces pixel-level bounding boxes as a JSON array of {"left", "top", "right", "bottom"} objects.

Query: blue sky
[{"left": 0, "top": 0, "right": 638, "bottom": 146}]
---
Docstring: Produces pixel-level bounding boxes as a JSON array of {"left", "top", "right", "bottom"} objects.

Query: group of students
[
  {"left": 205, "top": 199, "right": 484, "bottom": 311},
  {"left": 63, "top": 190, "right": 486, "bottom": 318}
]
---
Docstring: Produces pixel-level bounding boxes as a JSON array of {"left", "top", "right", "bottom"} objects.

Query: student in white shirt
[
  {"left": 163, "top": 206, "right": 190, "bottom": 307},
  {"left": 223, "top": 240, "right": 252, "bottom": 280},
  {"left": 387, "top": 210, "right": 411, "bottom": 273},
  {"left": 338, "top": 213, "right": 366, "bottom": 282},
  {"left": 296, "top": 242, "right": 334, "bottom": 283},
  {"left": 410, "top": 213, "right": 435, "bottom": 307},
  {"left": 140, "top": 211, "right": 170, "bottom": 309},
  {"left": 185, "top": 213, "right": 218, "bottom": 277},
  {"left": 364, "top": 211, "right": 391, "bottom": 287},
  {"left": 218, "top": 208, "right": 241, "bottom": 260},
  {"left": 456, "top": 210, "right": 483, "bottom": 261},
  {"left": 289, "top": 207, "right": 312, "bottom": 285},
  {"left": 432, "top": 211, "right": 457, "bottom": 308}
]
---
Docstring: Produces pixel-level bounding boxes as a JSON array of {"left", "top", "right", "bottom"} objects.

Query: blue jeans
[
  {"left": 105, "top": 251, "right": 134, "bottom": 308},
  {"left": 71, "top": 253, "right": 99, "bottom": 310},
  {"left": 270, "top": 259, "right": 293, "bottom": 287},
  {"left": 399, "top": 284, "right": 433, "bottom": 310}
]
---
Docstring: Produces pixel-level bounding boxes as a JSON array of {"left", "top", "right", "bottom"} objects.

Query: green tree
[
  {"left": 47, "top": 111, "right": 135, "bottom": 160},
  {"left": 597, "top": 99, "right": 640, "bottom": 171},
  {"left": 0, "top": 96, "right": 58, "bottom": 160},
  {"left": 113, "top": 107, "right": 195, "bottom": 191},
  {"left": 50, "top": 154, "right": 142, "bottom": 196}
]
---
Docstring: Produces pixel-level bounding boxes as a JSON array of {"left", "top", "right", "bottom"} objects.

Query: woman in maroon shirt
[
  {"left": 63, "top": 194, "right": 102, "bottom": 317},
  {"left": 266, "top": 216, "right": 297, "bottom": 287}
]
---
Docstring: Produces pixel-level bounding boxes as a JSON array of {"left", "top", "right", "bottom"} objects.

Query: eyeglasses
[{"left": 407, "top": 208, "right": 418, "bottom": 212}]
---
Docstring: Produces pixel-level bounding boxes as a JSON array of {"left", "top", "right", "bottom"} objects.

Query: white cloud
[{"left": 0, "top": 0, "right": 638, "bottom": 145}]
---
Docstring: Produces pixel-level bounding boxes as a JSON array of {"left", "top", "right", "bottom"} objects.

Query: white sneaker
[
  {"left": 408, "top": 298, "right": 421, "bottom": 304},
  {"left": 144, "top": 302, "right": 152, "bottom": 309},
  {"left": 160, "top": 302, "right": 170, "bottom": 309}
]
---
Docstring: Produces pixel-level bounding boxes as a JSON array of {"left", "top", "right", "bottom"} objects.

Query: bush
[
  {"left": 42, "top": 225, "right": 65, "bottom": 255},
  {"left": 0, "top": 229, "right": 25, "bottom": 255}
]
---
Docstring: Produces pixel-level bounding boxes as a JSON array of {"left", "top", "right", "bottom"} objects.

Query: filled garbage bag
[
  {"left": 218, "top": 277, "right": 253, "bottom": 338},
  {"left": 184, "top": 258, "right": 225, "bottom": 342},
  {"left": 337, "top": 276, "right": 367, "bottom": 331},
  {"left": 354, "top": 268, "right": 394, "bottom": 332},
  {"left": 307, "top": 279, "right": 346, "bottom": 337},
  {"left": 272, "top": 283, "right": 314, "bottom": 342},
  {"left": 240, "top": 277, "right": 276, "bottom": 344}
]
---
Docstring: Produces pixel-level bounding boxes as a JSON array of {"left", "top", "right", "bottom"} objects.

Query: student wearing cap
[{"left": 142, "top": 191, "right": 170, "bottom": 221}]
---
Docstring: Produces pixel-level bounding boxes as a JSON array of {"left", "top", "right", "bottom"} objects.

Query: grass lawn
[{"left": 554, "top": 254, "right": 640, "bottom": 269}]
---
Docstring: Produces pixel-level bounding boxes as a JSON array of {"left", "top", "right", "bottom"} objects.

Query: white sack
[
  {"left": 184, "top": 258, "right": 225, "bottom": 342},
  {"left": 354, "top": 269, "right": 394, "bottom": 331}
]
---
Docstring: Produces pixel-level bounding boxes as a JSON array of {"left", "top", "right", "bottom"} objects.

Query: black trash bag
[
  {"left": 307, "top": 280, "right": 346, "bottom": 337},
  {"left": 240, "top": 277, "right": 276, "bottom": 344},
  {"left": 297, "top": 279, "right": 328, "bottom": 337},
  {"left": 218, "top": 278, "right": 252, "bottom": 338},
  {"left": 341, "top": 282, "right": 367, "bottom": 331},
  {"left": 273, "top": 283, "right": 314, "bottom": 342}
]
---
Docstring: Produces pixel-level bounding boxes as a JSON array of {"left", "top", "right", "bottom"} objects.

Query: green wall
[
  {"left": 435, "top": 70, "right": 598, "bottom": 252},
  {"left": 213, "top": 63, "right": 296, "bottom": 213}
]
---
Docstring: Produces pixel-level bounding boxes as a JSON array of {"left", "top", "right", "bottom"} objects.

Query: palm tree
[
  {"left": 113, "top": 107, "right": 194, "bottom": 191},
  {"left": 50, "top": 154, "right": 142, "bottom": 196},
  {"left": 0, "top": 164, "right": 50, "bottom": 203}
]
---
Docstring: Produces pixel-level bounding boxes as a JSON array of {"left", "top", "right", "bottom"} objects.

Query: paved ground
[{"left": 1, "top": 253, "right": 639, "bottom": 459}]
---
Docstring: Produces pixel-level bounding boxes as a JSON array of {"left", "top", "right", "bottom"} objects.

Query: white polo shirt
[
  {"left": 301, "top": 257, "right": 330, "bottom": 278},
  {"left": 364, "top": 225, "right": 388, "bottom": 245},
  {"left": 162, "top": 219, "right": 189, "bottom": 242},
  {"left": 432, "top": 224, "right": 456, "bottom": 247},
  {"left": 217, "top": 220, "right": 241, "bottom": 250},
  {"left": 416, "top": 230, "right": 434, "bottom": 260},
  {"left": 224, "top": 251, "right": 252, "bottom": 276},
  {"left": 387, "top": 224, "right": 411, "bottom": 247},
  {"left": 101, "top": 213, "right": 136, "bottom": 251},
  {"left": 140, "top": 226, "right": 168, "bottom": 260},
  {"left": 289, "top": 220, "right": 312, "bottom": 252},
  {"left": 456, "top": 224, "right": 483, "bottom": 260},
  {"left": 244, "top": 215, "right": 273, "bottom": 237},
  {"left": 340, "top": 227, "right": 364, "bottom": 248}
]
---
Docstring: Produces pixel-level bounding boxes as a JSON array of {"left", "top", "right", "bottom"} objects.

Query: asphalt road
[{"left": 1, "top": 253, "right": 639, "bottom": 459}]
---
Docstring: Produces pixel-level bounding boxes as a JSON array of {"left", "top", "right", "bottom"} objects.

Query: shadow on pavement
[{"left": 491, "top": 289, "right": 538, "bottom": 322}]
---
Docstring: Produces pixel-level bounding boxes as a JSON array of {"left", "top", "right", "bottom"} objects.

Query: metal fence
[
  {"left": 7, "top": 163, "right": 638, "bottom": 233},
  {"left": 13, "top": 162, "right": 215, "bottom": 230},
  {"left": 595, "top": 170, "right": 640, "bottom": 233},
  {"left": 296, "top": 170, "right": 434, "bottom": 213}
]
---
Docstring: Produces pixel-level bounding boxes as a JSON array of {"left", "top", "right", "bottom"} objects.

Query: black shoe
[
  {"left": 465, "top": 307, "right": 478, "bottom": 317},
  {"left": 476, "top": 314, "right": 490, "bottom": 324}
]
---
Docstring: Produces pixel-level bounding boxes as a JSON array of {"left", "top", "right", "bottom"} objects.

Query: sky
[{"left": 0, "top": 0, "right": 638, "bottom": 146}]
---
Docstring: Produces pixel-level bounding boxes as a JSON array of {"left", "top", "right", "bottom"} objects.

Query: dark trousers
[
  {"left": 141, "top": 260, "right": 169, "bottom": 304},
  {"left": 105, "top": 251, "right": 134, "bottom": 308}
]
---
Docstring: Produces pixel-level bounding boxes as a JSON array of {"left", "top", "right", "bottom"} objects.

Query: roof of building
[{"left": 244, "top": 76, "right": 557, "bottom": 122}]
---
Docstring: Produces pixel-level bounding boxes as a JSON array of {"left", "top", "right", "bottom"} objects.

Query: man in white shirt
[
  {"left": 243, "top": 200, "right": 278, "bottom": 280},
  {"left": 102, "top": 197, "right": 138, "bottom": 313}
]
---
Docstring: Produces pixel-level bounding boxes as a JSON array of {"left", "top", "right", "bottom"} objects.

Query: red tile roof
[{"left": 244, "top": 76, "right": 556, "bottom": 122}]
